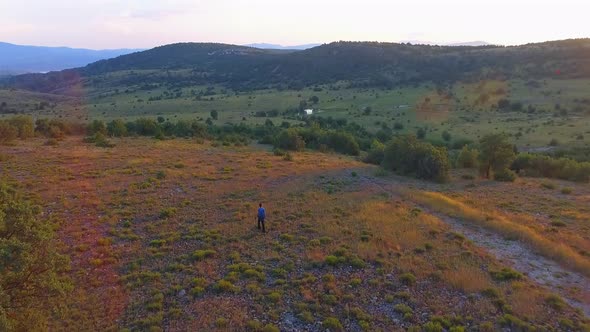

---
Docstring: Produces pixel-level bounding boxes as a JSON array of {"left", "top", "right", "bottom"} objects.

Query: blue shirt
[{"left": 258, "top": 207, "right": 266, "bottom": 219}]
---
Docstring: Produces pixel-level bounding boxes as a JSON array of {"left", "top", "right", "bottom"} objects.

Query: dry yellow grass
[
  {"left": 442, "top": 265, "right": 491, "bottom": 293},
  {"left": 410, "top": 191, "right": 590, "bottom": 278}
]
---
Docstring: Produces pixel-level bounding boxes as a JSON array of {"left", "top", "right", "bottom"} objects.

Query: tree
[
  {"left": 364, "top": 139, "right": 385, "bottom": 165},
  {"left": 309, "top": 95, "right": 319, "bottom": 104},
  {"left": 457, "top": 145, "right": 479, "bottom": 168},
  {"left": 0, "top": 183, "right": 70, "bottom": 330},
  {"left": 497, "top": 98, "right": 510, "bottom": 111},
  {"left": 382, "top": 135, "right": 449, "bottom": 182},
  {"left": 107, "top": 119, "right": 128, "bottom": 137},
  {"left": 7, "top": 115, "right": 34, "bottom": 139},
  {"left": 87, "top": 120, "right": 107, "bottom": 135},
  {"left": 323, "top": 131, "right": 360, "bottom": 156},
  {"left": 416, "top": 127, "right": 426, "bottom": 139},
  {"left": 298, "top": 100, "right": 309, "bottom": 112},
  {"left": 134, "top": 118, "right": 159, "bottom": 136},
  {"left": 157, "top": 116, "right": 166, "bottom": 123},
  {"left": 478, "top": 133, "right": 516, "bottom": 179},
  {"left": 442, "top": 130, "right": 451, "bottom": 142},
  {"left": 210, "top": 110, "right": 219, "bottom": 120},
  {"left": 0, "top": 121, "right": 18, "bottom": 144},
  {"left": 274, "top": 128, "right": 305, "bottom": 151}
]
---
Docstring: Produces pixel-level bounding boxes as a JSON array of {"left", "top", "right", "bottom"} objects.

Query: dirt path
[
  {"left": 331, "top": 169, "right": 590, "bottom": 317},
  {"left": 430, "top": 211, "right": 590, "bottom": 317}
]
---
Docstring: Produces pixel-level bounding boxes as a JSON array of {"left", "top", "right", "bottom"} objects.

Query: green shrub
[
  {"left": 262, "top": 324, "right": 280, "bottom": 332},
  {"left": 159, "top": 207, "right": 177, "bottom": 218},
  {"left": 550, "top": 220, "right": 566, "bottom": 227},
  {"left": 192, "top": 249, "right": 216, "bottom": 261},
  {"left": 423, "top": 321, "right": 443, "bottom": 332},
  {"left": 399, "top": 272, "right": 417, "bottom": 285},
  {"left": 215, "top": 317, "right": 228, "bottom": 328},
  {"left": 279, "top": 233, "right": 295, "bottom": 242},
  {"left": 267, "top": 292, "right": 282, "bottom": 303},
  {"left": 325, "top": 255, "right": 339, "bottom": 266},
  {"left": 442, "top": 131, "right": 452, "bottom": 142},
  {"left": 394, "top": 303, "right": 413, "bottom": 316},
  {"left": 561, "top": 187, "right": 573, "bottom": 194},
  {"left": 545, "top": 294, "right": 566, "bottom": 311},
  {"left": 0, "top": 183, "right": 70, "bottom": 329},
  {"left": 490, "top": 268, "right": 522, "bottom": 281},
  {"left": 348, "top": 256, "right": 366, "bottom": 269},
  {"left": 350, "top": 278, "right": 362, "bottom": 287},
  {"left": 498, "top": 314, "right": 533, "bottom": 331},
  {"left": 322, "top": 317, "right": 343, "bottom": 331},
  {"left": 494, "top": 169, "right": 517, "bottom": 182},
  {"left": 213, "top": 280, "right": 239, "bottom": 293},
  {"left": 84, "top": 132, "right": 114, "bottom": 148},
  {"left": 246, "top": 320, "right": 263, "bottom": 331}
]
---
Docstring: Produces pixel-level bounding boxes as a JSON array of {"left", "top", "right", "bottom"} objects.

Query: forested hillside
[{"left": 5, "top": 39, "right": 590, "bottom": 94}]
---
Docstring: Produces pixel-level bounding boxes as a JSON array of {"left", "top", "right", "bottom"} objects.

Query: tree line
[{"left": 2, "top": 115, "right": 589, "bottom": 183}]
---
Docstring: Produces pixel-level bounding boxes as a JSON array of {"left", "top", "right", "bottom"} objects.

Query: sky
[{"left": 1, "top": 0, "right": 589, "bottom": 50}]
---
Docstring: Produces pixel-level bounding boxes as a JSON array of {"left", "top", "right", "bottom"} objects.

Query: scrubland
[{"left": 2, "top": 137, "right": 589, "bottom": 331}]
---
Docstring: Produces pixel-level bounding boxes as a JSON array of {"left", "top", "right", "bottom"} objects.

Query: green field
[{"left": 2, "top": 78, "right": 589, "bottom": 149}]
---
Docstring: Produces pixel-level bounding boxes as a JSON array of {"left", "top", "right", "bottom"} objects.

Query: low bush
[
  {"left": 494, "top": 169, "right": 517, "bottom": 182},
  {"left": 399, "top": 272, "right": 417, "bottom": 285},
  {"left": 322, "top": 317, "right": 344, "bottom": 331},
  {"left": 490, "top": 268, "right": 522, "bottom": 281}
]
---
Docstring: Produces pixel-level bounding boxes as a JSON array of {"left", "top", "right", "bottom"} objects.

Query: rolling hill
[{"left": 4, "top": 39, "right": 590, "bottom": 94}]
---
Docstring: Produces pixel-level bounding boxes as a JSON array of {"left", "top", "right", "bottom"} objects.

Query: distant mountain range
[
  {"left": 245, "top": 43, "right": 322, "bottom": 50},
  {"left": 0, "top": 42, "right": 143, "bottom": 75}
]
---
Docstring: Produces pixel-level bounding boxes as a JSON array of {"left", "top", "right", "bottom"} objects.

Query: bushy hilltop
[{"left": 5, "top": 39, "right": 590, "bottom": 93}]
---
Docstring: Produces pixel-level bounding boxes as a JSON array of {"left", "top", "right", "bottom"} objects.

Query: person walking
[{"left": 257, "top": 203, "right": 266, "bottom": 233}]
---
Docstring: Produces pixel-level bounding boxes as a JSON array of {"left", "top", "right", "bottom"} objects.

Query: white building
[{"left": 304, "top": 109, "right": 313, "bottom": 115}]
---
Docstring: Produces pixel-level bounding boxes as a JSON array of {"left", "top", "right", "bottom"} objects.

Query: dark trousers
[{"left": 257, "top": 217, "right": 265, "bottom": 232}]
